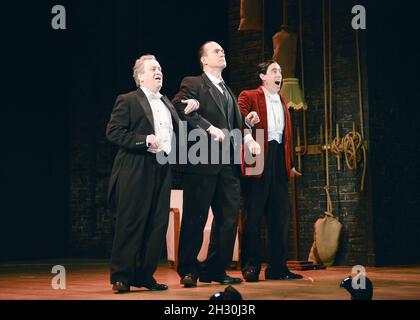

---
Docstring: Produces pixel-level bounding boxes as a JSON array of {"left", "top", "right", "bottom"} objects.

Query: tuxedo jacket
[
  {"left": 172, "top": 73, "right": 242, "bottom": 175},
  {"left": 238, "top": 86, "right": 294, "bottom": 180},
  {"left": 106, "top": 88, "right": 181, "bottom": 204}
]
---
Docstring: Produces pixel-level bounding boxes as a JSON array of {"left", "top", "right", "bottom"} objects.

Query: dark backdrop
[{"left": 1, "top": 0, "right": 228, "bottom": 261}]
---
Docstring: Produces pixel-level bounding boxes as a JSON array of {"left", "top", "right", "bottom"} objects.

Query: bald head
[{"left": 198, "top": 41, "right": 226, "bottom": 72}]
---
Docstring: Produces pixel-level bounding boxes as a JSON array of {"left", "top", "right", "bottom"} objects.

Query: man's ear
[
  {"left": 259, "top": 73, "right": 265, "bottom": 82},
  {"left": 201, "top": 56, "right": 206, "bottom": 67}
]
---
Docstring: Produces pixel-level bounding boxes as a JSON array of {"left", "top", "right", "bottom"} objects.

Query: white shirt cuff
[{"left": 244, "top": 133, "right": 254, "bottom": 145}]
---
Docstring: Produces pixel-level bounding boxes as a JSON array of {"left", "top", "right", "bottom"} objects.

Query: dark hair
[
  {"left": 256, "top": 59, "right": 279, "bottom": 79},
  {"left": 198, "top": 41, "right": 214, "bottom": 70}
]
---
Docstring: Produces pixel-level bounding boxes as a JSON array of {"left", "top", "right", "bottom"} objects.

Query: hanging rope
[
  {"left": 354, "top": 0, "right": 367, "bottom": 191},
  {"left": 327, "top": 0, "right": 367, "bottom": 192},
  {"left": 322, "top": 0, "right": 330, "bottom": 190},
  {"left": 321, "top": 0, "right": 332, "bottom": 217},
  {"left": 355, "top": 20, "right": 365, "bottom": 140},
  {"left": 298, "top": 0, "right": 307, "bottom": 155},
  {"left": 324, "top": 186, "right": 334, "bottom": 217},
  {"left": 328, "top": 0, "right": 333, "bottom": 146}
]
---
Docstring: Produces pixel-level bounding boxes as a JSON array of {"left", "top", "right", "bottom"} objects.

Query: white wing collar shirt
[
  {"left": 262, "top": 86, "right": 285, "bottom": 144},
  {"left": 140, "top": 86, "right": 174, "bottom": 154}
]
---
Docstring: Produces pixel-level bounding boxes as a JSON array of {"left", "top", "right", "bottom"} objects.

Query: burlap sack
[{"left": 308, "top": 213, "right": 342, "bottom": 267}]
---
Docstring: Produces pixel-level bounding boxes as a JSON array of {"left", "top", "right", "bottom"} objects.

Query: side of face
[
  {"left": 201, "top": 42, "right": 226, "bottom": 70},
  {"left": 139, "top": 59, "right": 163, "bottom": 92},
  {"left": 260, "top": 62, "right": 282, "bottom": 91}
]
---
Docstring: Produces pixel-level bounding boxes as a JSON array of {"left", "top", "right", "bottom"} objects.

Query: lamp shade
[{"left": 280, "top": 78, "right": 307, "bottom": 111}]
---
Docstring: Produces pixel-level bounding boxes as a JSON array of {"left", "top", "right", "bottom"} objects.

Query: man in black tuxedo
[
  {"left": 172, "top": 41, "right": 250, "bottom": 287},
  {"left": 106, "top": 55, "right": 196, "bottom": 293}
]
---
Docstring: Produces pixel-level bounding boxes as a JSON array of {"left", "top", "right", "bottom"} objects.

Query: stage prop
[
  {"left": 166, "top": 190, "right": 240, "bottom": 270},
  {"left": 238, "top": 0, "right": 263, "bottom": 31}
]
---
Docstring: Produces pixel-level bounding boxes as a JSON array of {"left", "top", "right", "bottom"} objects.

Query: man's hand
[
  {"left": 291, "top": 167, "right": 302, "bottom": 177},
  {"left": 181, "top": 99, "right": 199, "bottom": 115},
  {"left": 246, "top": 139, "right": 261, "bottom": 155},
  {"left": 245, "top": 111, "right": 260, "bottom": 127},
  {"left": 146, "top": 134, "right": 160, "bottom": 149},
  {"left": 207, "top": 125, "right": 225, "bottom": 142}
]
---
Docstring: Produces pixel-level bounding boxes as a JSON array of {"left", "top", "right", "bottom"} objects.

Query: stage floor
[{"left": 0, "top": 260, "right": 419, "bottom": 300}]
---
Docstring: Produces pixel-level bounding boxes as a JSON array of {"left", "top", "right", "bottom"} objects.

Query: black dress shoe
[
  {"left": 112, "top": 281, "right": 130, "bottom": 293},
  {"left": 180, "top": 273, "right": 197, "bottom": 288},
  {"left": 144, "top": 283, "right": 168, "bottom": 291},
  {"left": 265, "top": 270, "right": 303, "bottom": 280},
  {"left": 199, "top": 274, "right": 243, "bottom": 285},
  {"left": 242, "top": 269, "right": 259, "bottom": 282}
]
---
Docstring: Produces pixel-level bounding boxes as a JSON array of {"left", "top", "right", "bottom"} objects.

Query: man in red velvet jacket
[{"left": 238, "top": 60, "right": 303, "bottom": 282}]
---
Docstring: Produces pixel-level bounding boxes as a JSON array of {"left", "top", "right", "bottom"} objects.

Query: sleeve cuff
[
  {"left": 244, "top": 133, "right": 253, "bottom": 145},
  {"left": 244, "top": 120, "right": 253, "bottom": 129}
]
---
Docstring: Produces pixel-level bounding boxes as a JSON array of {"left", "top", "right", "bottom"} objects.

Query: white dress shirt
[
  {"left": 204, "top": 72, "right": 255, "bottom": 145},
  {"left": 140, "top": 87, "right": 173, "bottom": 154},
  {"left": 262, "top": 86, "right": 285, "bottom": 144},
  {"left": 205, "top": 72, "right": 225, "bottom": 94}
]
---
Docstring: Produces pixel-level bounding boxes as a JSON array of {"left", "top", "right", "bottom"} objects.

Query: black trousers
[
  {"left": 240, "top": 141, "right": 291, "bottom": 274},
  {"left": 110, "top": 154, "right": 171, "bottom": 286},
  {"left": 177, "top": 165, "right": 240, "bottom": 278}
]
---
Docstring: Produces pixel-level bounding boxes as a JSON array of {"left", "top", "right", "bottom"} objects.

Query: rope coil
[{"left": 329, "top": 129, "right": 367, "bottom": 191}]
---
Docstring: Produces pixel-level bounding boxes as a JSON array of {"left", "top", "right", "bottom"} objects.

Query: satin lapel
[
  {"left": 257, "top": 86, "right": 268, "bottom": 128},
  {"left": 201, "top": 73, "right": 227, "bottom": 118},
  {"left": 280, "top": 94, "right": 290, "bottom": 139},
  {"left": 161, "top": 95, "right": 181, "bottom": 124},
  {"left": 136, "top": 88, "right": 155, "bottom": 131}
]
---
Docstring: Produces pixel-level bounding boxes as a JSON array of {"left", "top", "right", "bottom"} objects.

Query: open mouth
[
  {"left": 154, "top": 76, "right": 162, "bottom": 81},
  {"left": 274, "top": 81, "right": 281, "bottom": 85}
]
